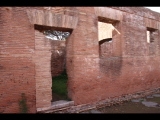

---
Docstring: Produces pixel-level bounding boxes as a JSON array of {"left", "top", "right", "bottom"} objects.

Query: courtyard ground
[{"left": 83, "top": 93, "right": 160, "bottom": 113}]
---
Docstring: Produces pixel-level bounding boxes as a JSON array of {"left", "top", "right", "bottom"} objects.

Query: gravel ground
[{"left": 83, "top": 93, "right": 160, "bottom": 113}]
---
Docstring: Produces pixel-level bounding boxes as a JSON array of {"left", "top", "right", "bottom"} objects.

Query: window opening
[
  {"left": 146, "top": 27, "right": 157, "bottom": 43},
  {"left": 98, "top": 17, "right": 120, "bottom": 58}
]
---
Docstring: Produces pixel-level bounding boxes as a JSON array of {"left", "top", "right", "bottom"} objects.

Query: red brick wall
[
  {"left": 1, "top": 7, "right": 160, "bottom": 113},
  {"left": 34, "top": 29, "right": 52, "bottom": 109},
  {"left": 67, "top": 7, "right": 160, "bottom": 105},
  {"left": 51, "top": 41, "right": 66, "bottom": 77},
  {"left": 67, "top": 7, "right": 100, "bottom": 104},
  {"left": 0, "top": 7, "right": 36, "bottom": 113},
  {"left": 0, "top": 7, "right": 71, "bottom": 113}
]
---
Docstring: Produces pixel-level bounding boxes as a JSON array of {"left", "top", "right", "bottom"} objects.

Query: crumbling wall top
[{"left": 110, "top": 7, "right": 160, "bottom": 21}]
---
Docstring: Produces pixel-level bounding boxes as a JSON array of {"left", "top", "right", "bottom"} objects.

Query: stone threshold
[{"left": 37, "top": 100, "right": 74, "bottom": 113}]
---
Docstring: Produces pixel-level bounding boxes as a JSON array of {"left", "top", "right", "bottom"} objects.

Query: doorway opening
[{"left": 34, "top": 24, "right": 73, "bottom": 104}]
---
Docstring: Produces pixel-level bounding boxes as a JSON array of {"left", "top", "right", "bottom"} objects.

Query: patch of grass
[{"left": 52, "top": 69, "right": 69, "bottom": 100}]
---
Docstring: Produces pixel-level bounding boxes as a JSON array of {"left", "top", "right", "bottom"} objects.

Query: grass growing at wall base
[
  {"left": 19, "top": 93, "right": 28, "bottom": 113},
  {"left": 52, "top": 69, "right": 70, "bottom": 101}
]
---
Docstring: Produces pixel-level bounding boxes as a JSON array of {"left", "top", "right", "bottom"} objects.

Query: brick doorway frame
[{"left": 26, "top": 9, "right": 78, "bottom": 111}]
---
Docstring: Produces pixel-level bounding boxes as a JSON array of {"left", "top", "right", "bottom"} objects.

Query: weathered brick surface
[
  {"left": 0, "top": 7, "right": 36, "bottom": 113},
  {"left": 51, "top": 41, "right": 66, "bottom": 77},
  {"left": 34, "top": 29, "right": 52, "bottom": 108},
  {"left": 1, "top": 7, "right": 160, "bottom": 113},
  {"left": 68, "top": 7, "right": 160, "bottom": 105}
]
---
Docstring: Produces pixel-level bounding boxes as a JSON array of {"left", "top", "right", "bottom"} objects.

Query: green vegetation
[
  {"left": 52, "top": 69, "right": 70, "bottom": 101},
  {"left": 19, "top": 93, "right": 28, "bottom": 113}
]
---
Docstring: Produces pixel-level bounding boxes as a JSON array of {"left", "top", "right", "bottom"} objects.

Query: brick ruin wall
[
  {"left": 0, "top": 7, "right": 67, "bottom": 113},
  {"left": 1, "top": 7, "right": 160, "bottom": 113},
  {"left": 0, "top": 7, "right": 36, "bottom": 113},
  {"left": 67, "top": 7, "right": 160, "bottom": 106},
  {"left": 51, "top": 41, "right": 66, "bottom": 77}
]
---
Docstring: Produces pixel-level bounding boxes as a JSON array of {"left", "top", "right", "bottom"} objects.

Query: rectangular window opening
[
  {"left": 146, "top": 27, "right": 157, "bottom": 43},
  {"left": 98, "top": 17, "right": 120, "bottom": 44},
  {"left": 98, "top": 17, "right": 120, "bottom": 58}
]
